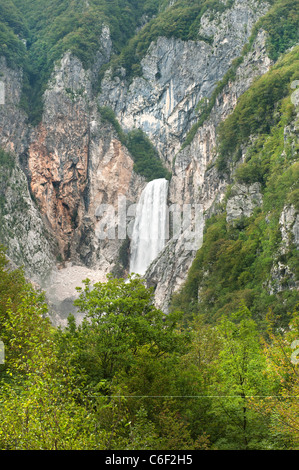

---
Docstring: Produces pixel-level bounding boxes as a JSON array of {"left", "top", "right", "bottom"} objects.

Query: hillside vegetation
[
  {"left": 171, "top": 46, "right": 299, "bottom": 328},
  {"left": 0, "top": 248, "right": 298, "bottom": 449},
  {"left": 181, "top": 0, "right": 299, "bottom": 149},
  {"left": 99, "top": 106, "right": 171, "bottom": 181},
  {"left": 1, "top": 0, "right": 298, "bottom": 124},
  {"left": 2, "top": 0, "right": 164, "bottom": 122}
]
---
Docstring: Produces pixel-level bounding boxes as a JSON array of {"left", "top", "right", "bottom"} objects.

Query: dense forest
[
  {"left": 0, "top": 0, "right": 298, "bottom": 451},
  {"left": 0, "top": 245, "right": 298, "bottom": 450}
]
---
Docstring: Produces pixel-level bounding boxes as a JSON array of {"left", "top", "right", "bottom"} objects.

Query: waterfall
[{"left": 130, "top": 178, "right": 169, "bottom": 276}]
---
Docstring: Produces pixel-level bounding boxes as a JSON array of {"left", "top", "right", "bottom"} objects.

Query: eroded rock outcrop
[
  {"left": 0, "top": 57, "right": 55, "bottom": 285},
  {"left": 268, "top": 204, "right": 299, "bottom": 295},
  {"left": 28, "top": 53, "right": 92, "bottom": 259},
  {"left": 226, "top": 183, "right": 263, "bottom": 223}
]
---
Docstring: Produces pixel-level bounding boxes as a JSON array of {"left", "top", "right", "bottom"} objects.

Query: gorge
[
  {"left": 0, "top": 0, "right": 298, "bottom": 325},
  {"left": 0, "top": 0, "right": 298, "bottom": 451}
]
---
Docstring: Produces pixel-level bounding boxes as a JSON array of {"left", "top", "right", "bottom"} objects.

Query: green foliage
[
  {"left": 0, "top": 243, "right": 298, "bottom": 449},
  {"left": 59, "top": 275, "right": 187, "bottom": 383},
  {"left": 0, "top": 380, "right": 102, "bottom": 449},
  {"left": 255, "top": 0, "right": 299, "bottom": 61},
  {"left": 257, "top": 306, "right": 299, "bottom": 448},
  {"left": 0, "top": 0, "right": 28, "bottom": 69},
  {"left": 207, "top": 305, "right": 272, "bottom": 450},
  {"left": 0, "top": 0, "right": 299, "bottom": 450},
  {"left": 181, "top": 0, "right": 299, "bottom": 151},
  {"left": 7, "top": 0, "right": 163, "bottom": 123},
  {"left": 98, "top": 106, "right": 127, "bottom": 145},
  {"left": 216, "top": 47, "right": 299, "bottom": 173},
  {"left": 126, "top": 128, "right": 172, "bottom": 181},
  {"left": 0, "top": 245, "right": 27, "bottom": 330},
  {"left": 0, "top": 245, "right": 52, "bottom": 377},
  {"left": 0, "top": 245, "right": 102, "bottom": 450},
  {"left": 171, "top": 204, "right": 297, "bottom": 327},
  {"left": 99, "top": 106, "right": 171, "bottom": 181},
  {"left": 171, "top": 49, "right": 299, "bottom": 328},
  {"left": 13, "top": 0, "right": 159, "bottom": 68},
  {"left": 181, "top": 55, "right": 244, "bottom": 150},
  {"left": 107, "top": 0, "right": 230, "bottom": 81},
  {"left": 4, "top": 0, "right": 296, "bottom": 124}
]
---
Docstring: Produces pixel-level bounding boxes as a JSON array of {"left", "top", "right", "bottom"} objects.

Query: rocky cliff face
[
  {"left": 3, "top": 0, "right": 295, "bottom": 321},
  {"left": 99, "top": 0, "right": 270, "bottom": 167},
  {"left": 26, "top": 50, "right": 145, "bottom": 321},
  {"left": 269, "top": 204, "right": 299, "bottom": 295},
  {"left": 28, "top": 53, "right": 92, "bottom": 260},
  {"left": 145, "top": 29, "right": 272, "bottom": 311},
  {"left": 0, "top": 57, "right": 55, "bottom": 285},
  {"left": 0, "top": 28, "right": 145, "bottom": 321}
]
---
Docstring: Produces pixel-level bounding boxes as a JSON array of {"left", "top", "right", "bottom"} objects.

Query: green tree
[
  {"left": 0, "top": 245, "right": 104, "bottom": 450},
  {"left": 57, "top": 275, "right": 187, "bottom": 387},
  {"left": 0, "top": 284, "right": 101, "bottom": 449},
  {"left": 209, "top": 305, "right": 272, "bottom": 449},
  {"left": 126, "top": 128, "right": 171, "bottom": 181},
  {"left": 253, "top": 306, "right": 299, "bottom": 449},
  {"left": 0, "top": 246, "right": 25, "bottom": 327}
]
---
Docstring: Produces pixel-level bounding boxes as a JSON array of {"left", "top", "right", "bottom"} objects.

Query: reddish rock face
[
  {"left": 27, "top": 110, "right": 143, "bottom": 266},
  {"left": 24, "top": 52, "right": 143, "bottom": 268},
  {"left": 28, "top": 119, "right": 89, "bottom": 259}
]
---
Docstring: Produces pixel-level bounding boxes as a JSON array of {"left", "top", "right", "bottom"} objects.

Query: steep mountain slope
[
  {"left": 170, "top": 46, "right": 299, "bottom": 327},
  {"left": 0, "top": 0, "right": 298, "bottom": 322}
]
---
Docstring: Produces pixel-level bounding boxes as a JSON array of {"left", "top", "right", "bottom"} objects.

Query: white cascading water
[{"left": 130, "top": 178, "right": 169, "bottom": 276}]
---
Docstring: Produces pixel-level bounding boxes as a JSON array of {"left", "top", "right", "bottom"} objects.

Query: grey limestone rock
[
  {"left": 99, "top": 0, "right": 270, "bottom": 167},
  {"left": 226, "top": 183, "right": 263, "bottom": 223},
  {"left": 146, "top": 29, "right": 272, "bottom": 310}
]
